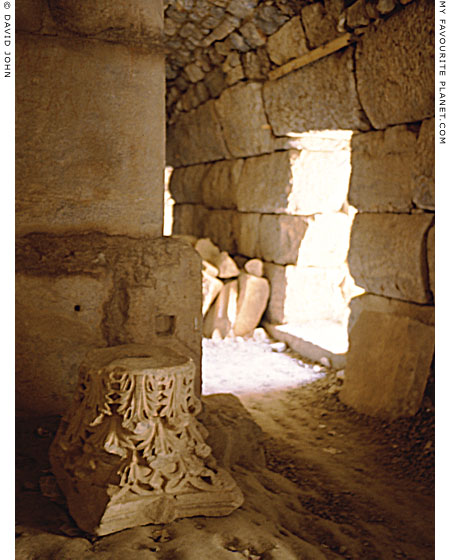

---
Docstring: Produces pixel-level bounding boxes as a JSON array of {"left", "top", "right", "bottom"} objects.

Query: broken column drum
[{"left": 50, "top": 344, "right": 243, "bottom": 536}]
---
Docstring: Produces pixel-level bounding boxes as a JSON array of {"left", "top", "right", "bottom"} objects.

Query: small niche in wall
[
  {"left": 156, "top": 314, "right": 176, "bottom": 336},
  {"left": 74, "top": 304, "right": 81, "bottom": 312}
]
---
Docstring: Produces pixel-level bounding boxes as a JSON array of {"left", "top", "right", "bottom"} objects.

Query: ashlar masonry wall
[{"left": 166, "top": 0, "right": 435, "bottom": 419}]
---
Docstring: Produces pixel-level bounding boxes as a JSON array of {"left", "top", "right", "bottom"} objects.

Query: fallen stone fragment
[
  {"left": 203, "top": 280, "right": 239, "bottom": 338},
  {"left": 270, "top": 342, "right": 287, "bottom": 353},
  {"left": 195, "top": 237, "right": 221, "bottom": 264},
  {"left": 202, "top": 271, "right": 223, "bottom": 316},
  {"left": 244, "top": 258, "right": 264, "bottom": 277},
  {"left": 216, "top": 251, "right": 240, "bottom": 278},
  {"left": 234, "top": 273, "right": 270, "bottom": 337},
  {"left": 202, "top": 259, "right": 219, "bottom": 277},
  {"left": 253, "top": 327, "right": 270, "bottom": 342}
]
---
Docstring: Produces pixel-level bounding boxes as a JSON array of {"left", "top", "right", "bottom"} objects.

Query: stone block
[
  {"left": 169, "top": 164, "right": 209, "bottom": 204},
  {"left": 242, "top": 48, "right": 271, "bottom": 80},
  {"left": 349, "top": 213, "right": 434, "bottom": 303},
  {"left": 263, "top": 48, "right": 369, "bottom": 136},
  {"left": 427, "top": 225, "right": 435, "bottom": 299},
  {"left": 214, "top": 82, "right": 274, "bottom": 157},
  {"left": 412, "top": 118, "right": 435, "bottom": 210},
  {"left": 259, "top": 214, "right": 308, "bottom": 265},
  {"left": 244, "top": 259, "right": 264, "bottom": 277},
  {"left": 340, "top": 311, "right": 435, "bottom": 419},
  {"left": 16, "top": 34, "right": 165, "bottom": 237},
  {"left": 234, "top": 273, "right": 270, "bottom": 336},
  {"left": 202, "top": 159, "right": 243, "bottom": 209},
  {"left": 301, "top": 2, "right": 340, "bottom": 47},
  {"left": 195, "top": 237, "right": 221, "bottom": 265},
  {"left": 298, "top": 213, "right": 352, "bottom": 267},
  {"left": 348, "top": 293, "right": 435, "bottom": 334},
  {"left": 236, "top": 213, "right": 261, "bottom": 257},
  {"left": 263, "top": 263, "right": 349, "bottom": 324},
  {"left": 172, "top": 203, "right": 208, "bottom": 238},
  {"left": 216, "top": 251, "right": 240, "bottom": 279},
  {"left": 266, "top": 17, "right": 309, "bottom": 66},
  {"left": 203, "top": 280, "right": 239, "bottom": 338},
  {"left": 15, "top": 235, "right": 202, "bottom": 415},
  {"left": 349, "top": 125, "right": 418, "bottom": 212},
  {"left": 203, "top": 210, "right": 239, "bottom": 254},
  {"left": 166, "top": 100, "right": 230, "bottom": 166},
  {"left": 355, "top": 0, "right": 434, "bottom": 129},
  {"left": 202, "top": 271, "right": 224, "bottom": 316}
]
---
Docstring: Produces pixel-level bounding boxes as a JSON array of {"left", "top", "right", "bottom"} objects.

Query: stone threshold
[{"left": 263, "top": 320, "right": 348, "bottom": 370}]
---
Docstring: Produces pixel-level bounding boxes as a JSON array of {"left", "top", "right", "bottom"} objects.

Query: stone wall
[
  {"left": 16, "top": 0, "right": 202, "bottom": 416},
  {"left": 165, "top": 0, "right": 435, "bottom": 419}
]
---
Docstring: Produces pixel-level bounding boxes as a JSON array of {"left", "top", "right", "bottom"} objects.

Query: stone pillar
[
  {"left": 15, "top": 1, "right": 202, "bottom": 415},
  {"left": 49, "top": 344, "right": 244, "bottom": 536}
]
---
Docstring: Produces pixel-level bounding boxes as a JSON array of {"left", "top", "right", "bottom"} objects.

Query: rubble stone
[
  {"left": 355, "top": 0, "right": 434, "bottom": 128},
  {"left": 216, "top": 251, "right": 240, "bottom": 279},
  {"left": 301, "top": 2, "right": 339, "bottom": 47},
  {"left": 348, "top": 213, "right": 434, "bottom": 303},
  {"left": 195, "top": 237, "right": 221, "bottom": 265},
  {"left": 234, "top": 273, "right": 270, "bottom": 336},
  {"left": 266, "top": 17, "right": 309, "bottom": 66},
  {"left": 203, "top": 280, "right": 239, "bottom": 338},
  {"left": 244, "top": 259, "right": 264, "bottom": 277},
  {"left": 263, "top": 48, "right": 370, "bottom": 136},
  {"left": 202, "top": 271, "right": 224, "bottom": 315},
  {"left": 340, "top": 311, "right": 435, "bottom": 419},
  {"left": 215, "top": 82, "right": 274, "bottom": 157}
]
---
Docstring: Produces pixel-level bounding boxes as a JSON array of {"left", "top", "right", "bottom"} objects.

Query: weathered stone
[
  {"left": 427, "top": 225, "right": 435, "bottom": 299},
  {"left": 16, "top": 34, "right": 165, "bottom": 237},
  {"left": 263, "top": 48, "right": 370, "bottom": 136},
  {"left": 203, "top": 280, "right": 239, "bottom": 338},
  {"left": 169, "top": 163, "right": 209, "bottom": 204},
  {"left": 348, "top": 293, "right": 435, "bottom": 334},
  {"left": 234, "top": 273, "right": 270, "bottom": 337},
  {"left": 340, "top": 311, "right": 435, "bottom": 419},
  {"left": 298, "top": 213, "right": 352, "bottom": 268},
  {"left": 172, "top": 234, "right": 198, "bottom": 247},
  {"left": 226, "top": 0, "right": 258, "bottom": 20},
  {"left": 237, "top": 149, "right": 351, "bottom": 215},
  {"left": 263, "top": 263, "right": 349, "bottom": 324},
  {"left": 267, "top": 17, "right": 309, "bottom": 66},
  {"left": 50, "top": 345, "right": 243, "bottom": 535},
  {"left": 172, "top": 203, "right": 208, "bottom": 238},
  {"left": 216, "top": 251, "right": 240, "bottom": 279},
  {"left": 412, "top": 118, "right": 435, "bottom": 210},
  {"left": 349, "top": 125, "right": 418, "bottom": 212},
  {"left": 355, "top": 0, "right": 434, "bottom": 129},
  {"left": 301, "top": 2, "right": 339, "bottom": 47},
  {"left": 236, "top": 213, "right": 261, "bottom": 257},
  {"left": 16, "top": 0, "right": 48, "bottom": 32},
  {"left": 202, "top": 271, "right": 224, "bottom": 315},
  {"left": 273, "top": 129, "right": 353, "bottom": 152},
  {"left": 184, "top": 62, "right": 205, "bottom": 82},
  {"left": 244, "top": 258, "right": 264, "bottom": 277},
  {"left": 226, "top": 31, "right": 250, "bottom": 53},
  {"left": 242, "top": 48, "right": 271, "bottom": 80},
  {"left": 204, "top": 67, "right": 226, "bottom": 98},
  {"left": 195, "top": 237, "right": 221, "bottom": 264},
  {"left": 195, "top": 80, "right": 209, "bottom": 104},
  {"left": 202, "top": 259, "right": 219, "bottom": 277},
  {"left": 259, "top": 215, "right": 308, "bottom": 265},
  {"left": 203, "top": 209, "right": 240, "bottom": 254},
  {"left": 376, "top": 0, "right": 396, "bottom": 15},
  {"left": 344, "top": 0, "right": 370, "bottom": 29},
  {"left": 225, "top": 63, "right": 245, "bottom": 85},
  {"left": 15, "top": 235, "right": 202, "bottom": 416},
  {"left": 203, "top": 13, "right": 240, "bottom": 45},
  {"left": 215, "top": 82, "right": 274, "bottom": 157},
  {"left": 348, "top": 213, "right": 434, "bottom": 303},
  {"left": 202, "top": 159, "right": 243, "bottom": 209},
  {"left": 239, "top": 21, "right": 266, "bottom": 48},
  {"left": 166, "top": 100, "right": 230, "bottom": 166}
]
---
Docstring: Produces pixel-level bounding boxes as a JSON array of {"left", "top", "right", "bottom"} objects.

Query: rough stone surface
[
  {"left": 203, "top": 280, "right": 239, "bottom": 338},
  {"left": 169, "top": 163, "right": 209, "bottom": 204},
  {"left": 195, "top": 237, "right": 221, "bottom": 264},
  {"left": 236, "top": 213, "right": 261, "bottom": 257},
  {"left": 297, "top": 213, "right": 352, "bottom": 268},
  {"left": 244, "top": 258, "right": 264, "bottom": 277},
  {"left": 266, "top": 17, "right": 309, "bottom": 66},
  {"left": 301, "top": 2, "right": 339, "bottom": 47},
  {"left": 348, "top": 293, "right": 435, "bottom": 334},
  {"left": 349, "top": 125, "right": 419, "bottom": 212},
  {"left": 259, "top": 214, "right": 308, "bottom": 265},
  {"left": 214, "top": 82, "right": 274, "bottom": 157},
  {"left": 15, "top": 235, "right": 202, "bottom": 415},
  {"left": 355, "top": 0, "right": 434, "bottom": 129},
  {"left": 166, "top": 100, "right": 230, "bottom": 166},
  {"left": 16, "top": 34, "right": 165, "bottom": 237},
  {"left": 412, "top": 118, "right": 435, "bottom": 210},
  {"left": 202, "top": 159, "right": 243, "bottom": 209},
  {"left": 202, "top": 259, "right": 219, "bottom": 277},
  {"left": 263, "top": 48, "right": 370, "bottom": 136},
  {"left": 427, "top": 225, "right": 435, "bottom": 299},
  {"left": 172, "top": 203, "right": 207, "bottom": 238},
  {"left": 340, "top": 311, "right": 435, "bottom": 419},
  {"left": 216, "top": 251, "right": 240, "bottom": 279},
  {"left": 348, "top": 213, "right": 434, "bottom": 303},
  {"left": 203, "top": 209, "right": 240, "bottom": 254},
  {"left": 234, "top": 273, "right": 270, "bottom": 336},
  {"left": 202, "top": 271, "right": 223, "bottom": 316}
]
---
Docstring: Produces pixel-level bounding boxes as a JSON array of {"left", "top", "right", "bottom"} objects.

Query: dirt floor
[{"left": 15, "top": 339, "right": 434, "bottom": 560}]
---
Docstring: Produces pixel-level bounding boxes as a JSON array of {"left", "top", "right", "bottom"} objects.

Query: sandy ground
[{"left": 16, "top": 335, "right": 434, "bottom": 559}]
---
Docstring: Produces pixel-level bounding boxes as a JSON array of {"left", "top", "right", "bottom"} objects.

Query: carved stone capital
[{"left": 50, "top": 344, "right": 243, "bottom": 535}]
